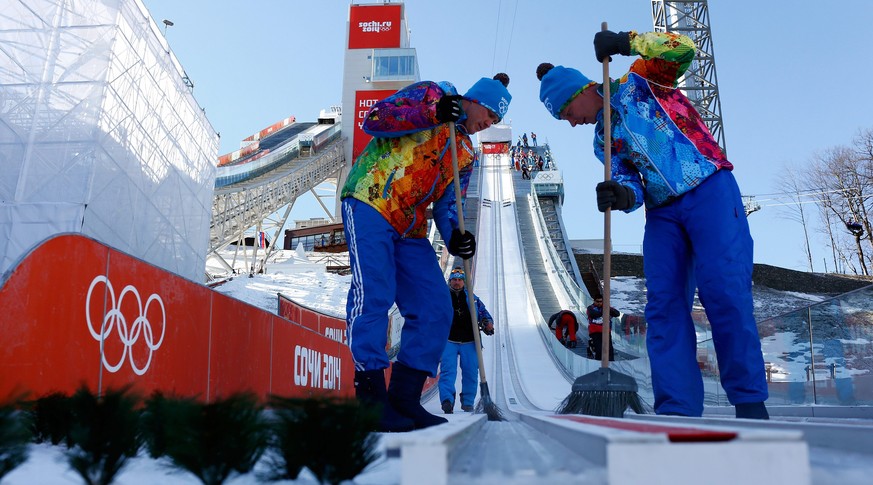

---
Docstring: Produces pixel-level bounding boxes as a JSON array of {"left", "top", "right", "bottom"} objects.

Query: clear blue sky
[{"left": 143, "top": 0, "right": 873, "bottom": 273}]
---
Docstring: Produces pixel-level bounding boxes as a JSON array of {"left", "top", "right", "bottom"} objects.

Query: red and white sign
[
  {"left": 348, "top": 5, "right": 402, "bottom": 49},
  {"left": 243, "top": 115, "right": 296, "bottom": 142},
  {"left": 352, "top": 89, "right": 395, "bottom": 161},
  {"left": 482, "top": 142, "right": 509, "bottom": 154},
  {"left": 0, "top": 234, "right": 355, "bottom": 401}
]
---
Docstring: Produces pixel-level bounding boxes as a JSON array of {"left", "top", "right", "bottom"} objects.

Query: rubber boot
[
  {"left": 355, "top": 370, "right": 415, "bottom": 432},
  {"left": 388, "top": 362, "right": 448, "bottom": 430},
  {"left": 735, "top": 402, "right": 769, "bottom": 420},
  {"left": 441, "top": 392, "right": 454, "bottom": 414},
  {"left": 459, "top": 393, "right": 474, "bottom": 412}
]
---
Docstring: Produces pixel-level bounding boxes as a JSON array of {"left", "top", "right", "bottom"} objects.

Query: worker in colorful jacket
[
  {"left": 536, "top": 30, "right": 768, "bottom": 419},
  {"left": 341, "top": 73, "right": 511, "bottom": 432}
]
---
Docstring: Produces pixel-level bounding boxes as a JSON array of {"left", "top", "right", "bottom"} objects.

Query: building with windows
[
  {"left": 284, "top": 221, "right": 346, "bottom": 252},
  {"left": 334, "top": 2, "right": 420, "bottom": 211}
]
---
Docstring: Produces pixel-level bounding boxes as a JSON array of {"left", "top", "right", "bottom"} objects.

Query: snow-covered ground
[
  {"left": 607, "top": 275, "right": 829, "bottom": 322},
  {"left": 5, "top": 441, "right": 398, "bottom": 485}
]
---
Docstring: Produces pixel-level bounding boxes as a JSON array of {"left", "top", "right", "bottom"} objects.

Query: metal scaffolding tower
[
  {"left": 208, "top": 141, "right": 345, "bottom": 275},
  {"left": 0, "top": 0, "right": 218, "bottom": 282},
  {"left": 651, "top": 0, "right": 727, "bottom": 156}
]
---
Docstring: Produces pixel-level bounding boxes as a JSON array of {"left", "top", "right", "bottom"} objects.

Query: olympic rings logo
[
  {"left": 86, "top": 275, "right": 166, "bottom": 375},
  {"left": 498, "top": 97, "right": 510, "bottom": 116}
]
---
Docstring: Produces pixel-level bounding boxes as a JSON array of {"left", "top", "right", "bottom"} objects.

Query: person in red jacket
[
  {"left": 548, "top": 310, "right": 578, "bottom": 348},
  {"left": 586, "top": 296, "right": 620, "bottom": 361}
]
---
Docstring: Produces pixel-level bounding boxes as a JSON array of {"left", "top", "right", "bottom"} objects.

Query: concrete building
[{"left": 335, "top": 1, "right": 420, "bottom": 212}]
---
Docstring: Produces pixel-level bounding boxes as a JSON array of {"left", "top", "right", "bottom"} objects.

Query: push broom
[
  {"left": 557, "top": 22, "right": 644, "bottom": 417},
  {"left": 448, "top": 121, "right": 505, "bottom": 422}
]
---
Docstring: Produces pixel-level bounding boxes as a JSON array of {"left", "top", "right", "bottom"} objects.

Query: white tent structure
[{"left": 0, "top": 0, "right": 218, "bottom": 281}]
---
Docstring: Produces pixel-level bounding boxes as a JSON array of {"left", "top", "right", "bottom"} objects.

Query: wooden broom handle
[{"left": 600, "top": 21, "right": 613, "bottom": 369}]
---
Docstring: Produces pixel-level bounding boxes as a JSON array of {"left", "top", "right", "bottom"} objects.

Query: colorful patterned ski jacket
[
  {"left": 341, "top": 81, "right": 475, "bottom": 240},
  {"left": 594, "top": 31, "right": 733, "bottom": 212}
]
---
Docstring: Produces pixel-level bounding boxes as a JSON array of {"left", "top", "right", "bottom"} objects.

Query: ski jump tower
[
  {"left": 651, "top": 0, "right": 727, "bottom": 154},
  {"left": 651, "top": 1, "right": 762, "bottom": 214}
]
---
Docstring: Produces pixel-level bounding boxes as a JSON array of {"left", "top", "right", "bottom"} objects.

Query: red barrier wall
[
  {"left": 0, "top": 234, "right": 354, "bottom": 402},
  {"left": 277, "top": 293, "right": 438, "bottom": 395},
  {"left": 277, "top": 294, "right": 346, "bottom": 345}
]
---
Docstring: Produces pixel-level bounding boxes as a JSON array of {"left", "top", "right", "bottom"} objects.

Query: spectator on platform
[
  {"left": 341, "top": 73, "right": 511, "bottom": 432},
  {"left": 531, "top": 131, "right": 538, "bottom": 146},
  {"left": 535, "top": 29, "right": 769, "bottom": 419},
  {"left": 548, "top": 310, "right": 579, "bottom": 348},
  {"left": 439, "top": 267, "right": 494, "bottom": 414},
  {"left": 522, "top": 132, "right": 529, "bottom": 147},
  {"left": 586, "top": 297, "right": 619, "bottom": 361}
]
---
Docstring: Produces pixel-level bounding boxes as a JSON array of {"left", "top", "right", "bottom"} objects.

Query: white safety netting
[{"left": 0, "top": 0, "right": 218, "bottom": 281}]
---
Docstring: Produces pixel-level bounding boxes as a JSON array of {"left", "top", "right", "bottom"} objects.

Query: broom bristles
[
  {"left": 474, "top": 382, "right": 506, "bottom": 421},
  {"left": 557, "top": 389, "right": 646, "bottom": 417}
]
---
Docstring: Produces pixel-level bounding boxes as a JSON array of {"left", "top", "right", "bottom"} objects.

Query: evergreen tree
[
  {"left": 65, "top": 386, "right": 142, "bottom": 485},
  {"left": 0, "top": 399, "right": 31, "bottom": 480}
]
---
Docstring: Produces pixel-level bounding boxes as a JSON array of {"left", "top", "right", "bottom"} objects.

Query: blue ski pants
[
  {"left": 438, "top": 341, "right": 479, "bottom": 406},
  {"left": 642, "top": 169, "right": 769, "bottom": 416},
  {"left": 342, "top": 198, "right": 452, "bottom": 377}
]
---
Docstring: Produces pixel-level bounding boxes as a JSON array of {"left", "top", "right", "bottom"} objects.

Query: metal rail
[{"left": 208, "top": 139, "right": 345, "bottom": 269}]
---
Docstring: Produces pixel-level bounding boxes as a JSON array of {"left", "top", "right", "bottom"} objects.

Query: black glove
[
  {"left": 448, "top": 229, "right": 476, "bottom": 259},
  {"left": 594, "top": 30, "right": 631, "bottom": 62},
  {"left": 436, "top": 95, "right": 463, "bottom": 123},
  {"left": 596, "top": 180, "right": 635, "bottom": 212},
  {"left": 480, "top": 319, "right": 494, "bottom": 336}
]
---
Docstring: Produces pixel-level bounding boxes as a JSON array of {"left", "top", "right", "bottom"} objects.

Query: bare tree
[
  {"left": 807, "top": 146, "right": 870, "bottom": 275},
  {"left": 819, "top": 207, "right": 840, "bottom": 273},
  {"left": 776, "top": 167, "right": 816, "bottom": 271},
  {"left": 851, "top": 128, "right": 873, "bottom": 255}
]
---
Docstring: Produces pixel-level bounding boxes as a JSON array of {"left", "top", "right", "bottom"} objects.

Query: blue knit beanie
[
  {"left": 463, "top": 74, "right": 512, "bottom": 120},
  {"left": 537, "top": 64, "right": 596, "bottom": 119}
]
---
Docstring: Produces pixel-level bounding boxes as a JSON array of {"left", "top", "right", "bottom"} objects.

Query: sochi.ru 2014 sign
[
  {"left": 348, "top": 4, "right": 401, "bottom": 49},
  {"left": 294, "top": 345, "right": 342, "bottom": 390}
]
